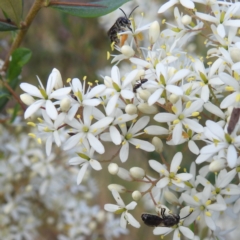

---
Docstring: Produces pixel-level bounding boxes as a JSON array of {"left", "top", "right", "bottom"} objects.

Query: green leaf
[
  {"left": 0, "top": 0, "right": 22, "bottom": 26},
  {"left": 7, "top": 48, "right": 32, "bottom": 80},
  {"left": 49, "top": 0, "right": 131, "bottom": 18},
  {"left": 0, "top": 19, "right": 18, "bottom": 31},
  {"left": 0, "top": 48, "right": 32, "bottom": 111}
]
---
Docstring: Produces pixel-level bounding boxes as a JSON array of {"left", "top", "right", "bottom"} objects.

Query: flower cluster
[{"left": 18, "top": 0, "right": 240, "bottom": 239}]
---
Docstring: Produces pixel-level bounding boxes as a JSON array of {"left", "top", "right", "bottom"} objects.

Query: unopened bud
[
  {"left": 20, "top": 93, "right": 35, "bottom": 106},
  {"left": 209, "top": 159, "right": 226, "bottom": 172},
  {"left": 164, "top": 191, "right": 179, "bottom": 204},
  {"left": 60, "top": 97, "right": 71, "bottom": 112},
  {"left": 169, "top": 94, "right": 179, "bottom": 104},
  {"left": 125, "top": 104, "right": 137, "bottom": 115},
  {"left": 181, "top": 15, "right": 192, "bottom": 25},
  {"left": 230, "top": 47, "right": 240, "bottom": 63},
  {"left": 149, "top": 21, "right": 160, "bottom": 45},
  {"left": 129, "top": 167, "right": 145, "bottom": 179},
  {"left": 138, "top": 103, "right": 158, "bottom": 114},
  {"left": 138, "top": 89, "right": 151, "bottom": 101},
  {"left": 117, "top": 167, "right": 133, "bottom": 181},
  {"left": 121, "top": 45, "right": 135, "bottom": 58},
  {"left": 88, "top": 221, "right": 97, "bottom": 231},
  {"left": 108, "top": 184, "right": 126, "bottom": 193},
  {"left": 132, "top": 190, "right": 142, "bottom": 201},
  {"left": 152, "top": 137, "right": 163, "bottom": 153},
  {"left": 52, "top": 68, "right": 63, "bottom": 89},
  {"left": 108, "top": 163, "right": 119, "bottom": 175}
]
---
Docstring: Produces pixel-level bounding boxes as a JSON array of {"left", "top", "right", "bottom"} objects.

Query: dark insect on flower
[
  {"left": 141, "top": 207, "right": 193, "bottom": 227},
  {"left": 107, "top": 6, "right": 139, "bottom": 45},
  {"left": 133, "top": 78, "right": 148, "bottom": 93},
  {"left": 227, "top": 107, "right": 240, "bottom": 134}
]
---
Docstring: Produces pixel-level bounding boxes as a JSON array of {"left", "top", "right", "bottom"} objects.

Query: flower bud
[
  {"left": 20, "top": 93, "right": 35, "bottom": 106},
  {"left": 125, "top": 104, "right": 137, "bottom": 115},
  {"left": 88, "top": 221, "right": 97, "bottom": 231},
  {"left": 152, "top": 137, "right": 163, "bottom": 153},
  {"left": 60, "top": 97, "right": 71, "bottom": 112},
  {"left": 138, "top": 89, "right": 151, "bottom": 101},
  {"left": 96, "top": 210, "right": 105, "bottom": 222},
  {"left": 164, "top": 191, "right": 179, "bottom": 204},
  {"left": 149, "top": 21, "right": 160, "bottom": 45},
  {"left": 181, "top": 15, "right": 192, "bottom": 25},
  {"left": 121, "top": 45, "right": 135, "bottom": 57},
  {"left": 52, "top": 68, "right": 63, "bottom": 89},
  {"left": 117, "top": 167, "right": 133, "bottom": 181},
  {"left": 138, "top": 103, "right": 158, "bottom": 114},
  {"left": 129, "top": 167, "right": 145, "bottom": 179},
  {"left": 108, "top": 163, "right": 119, "bottom": 175},
  {"left": 169, "top": 94, "right": 179, "bottom": 104},
  {"left": 209, "top": 159, "right": 226, "bottom": 172},
  {"left": 108, "top": 184, "right": 126, "bottom": 193},
  {"left": 132, "top": 190, "right": 142, "bottom": 201},
  {"left": 230, "top": 47, "right": 240, "bottom": 63}
]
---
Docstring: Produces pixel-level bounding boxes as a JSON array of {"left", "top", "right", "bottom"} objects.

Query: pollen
[
  {"left": 83, "top": 76, "right": 87, "bottom": 81},
  {"left": 192, "top": 112, "right": 199, "bottom": 117},
  {"left": 225, "top": 86, "right": 234, "bottom": 91},
  {"left": 88, "top": 82, "right": 93, "bottom": 87},
  {"left": 173, "top": 119, "right": 180, "bottom": 124},
  {"left": 66, "top": 78, "right": 71, "bottom": 83},
  {"left": 193, "top": 196, "right": 199, "bottom": 202},
  {"left": 205, "top": 200, "right": 211, "bottom": 206},
  {"left": 37, "top": 138, "right": 42, "bottom": 144},
  {"left": 205, "top": 211, "right": 211, "bottom": 217},
  {"left": 37, "top": 118, "right": 43, "bottom": 123},
  {"left": 27, "top": 122, "right": 36, "bottom": 127},
  {"left": 172, "top": 105, "right": 177, "bottom": 113},
  {"left": 90, "top": 115, "right": 93, "bottom": 121},
  {"left": 107, "top": 51, "right": 110, "bottom": 60},
  {"left": 122, "top": 140, "right": 126, "bottom": 145},
  {"left": 28, "top": 133, "right": 36, "bottom": 138},
  {"left": 197, "top": 216, "right": 201, "bottom": 221},
  {"left": 135, "top": 144, "right": 140, "bottom": 149},
  {"left": 186, "top": 101, "right": 192, "bottom": 108},
  {"left": 235, "top": 93, "right": 240, "bottom": 102}
]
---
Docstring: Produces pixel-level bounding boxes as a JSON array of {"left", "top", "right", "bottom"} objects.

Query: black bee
[
  {"left": 108, "top": 6, "right": 139, "bottom": 45},
  {"left": 133, "top": 78, "right": 148, "bottom": 93},
  {"left": 141, "top": 207, "right": 193, "bottom": 227}
]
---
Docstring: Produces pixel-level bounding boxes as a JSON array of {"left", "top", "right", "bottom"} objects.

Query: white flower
[
  {"left": 37, "top": 110, "right": 65, "bottom": 156},
  {"left": 69, "top": 142, "right": 102, "bottom": 185},
  {"left": 104, "top": 66, "right": 139, "bottom": 115},
  {"left": 196, "top": 120, "right": 240, "bottom": 168},
  {"left": 20, "top": 68, "right": 71, "bottom": 120},
  {"left": 104, "top": 190, "right": 140, "bottom": 229},
  {"left": 149, "top": 152, "right": 193, "bottom": 189},
  {"left": 181, "top": 185, "right": 227, "bottom": 230},
  {"left": 154, "top": 99, "right": 204, "bottom": 145},
  {"left": 158, "top": 0, "right": 195, "bottom": 13},
  {"left": 63, "top": 106, "right": 113, "bottom": 154}
]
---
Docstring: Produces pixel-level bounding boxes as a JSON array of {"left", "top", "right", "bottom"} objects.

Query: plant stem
[{"left": 2, "top": 0, "right": 45, "bottom": 72}]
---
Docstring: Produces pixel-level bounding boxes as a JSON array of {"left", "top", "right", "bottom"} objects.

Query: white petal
[
  {"left": 170, "top": 152, "right": 182, "bottom": 173},
  {"left": 87, "top": 133, "right": 105, "bottom": 154},
  {"left": 46, "top": 100, "right": 58, "bottom": 120},
  {"left": 180, "top": 0, "right": 194, "bottom": 8},
  {"left": 131, "top": 116, "right": 150, "bottom": 134},
  {"left": 166, "top": 85, "right": 183, "bottom": 95},
  {"left": 158, "top": 0, "right": 177, "bottom": 13},
  {"left": 125, "top": 212, "right": 140, "bottom": 228},
  {"left": 121, "top": 89, "right": 134, "bottom": 99},
  {"left": 173, "top": 229, "right": 180, "bottom": 240},
  {"left": 109, "top": 126, "right": 121, "bottom": 145},
  {"left": 188, "top": 140, "right": 199, "bottom": 155},
  {"left": 169, "top": 69, "right": 190, "bottom": 84},
  {"left": 129, "top": 138, "right": 155, "bottom": 152},
  {"left": 154, "top": 113, "right": 176, "bottom": 122},
  {"left": 153, "top": 226, "right": 173, "bottom": 235},
  {"left": 148, "top": 88, "right": 164, "bottom": 106},
  {"left": 106, "top": 93, "right": 119, "bottom": 116},
  {"left": 149, "top": 160, "right": 166, "bottom": 173},
  {"left": 122, "top": 69, "right": 139, "bottom": 88},
  {"left": 20, "top": 83, "right": 42, "bottom": 98},
  {"left": 24, "top": 100, "right": 44, "bottom": 119},
  {"left": 183, "top": 119, "right": 203, "bottom": 133},
  {"left": 179, "top": 226, "right": 194, "bottom": 239},
  {"left": 112, "top": 189, "right": 125, "bottom": 206},
  {"left": 89, "top": 159, "right": 102, "bottom": 170},
  {"left": 208, "top": 203, "right": 226, "bottom": 211},
  {"left": 157, "top": 177, "right": 170, "bottom": 188},
  {"left": 172, "top": 122, "right": 182, "bottom": 144},
  {"left": 227, "top": 145, "right": 237, "bottom": 168},
  {"left": 87, "top": 84, "right": 106, "bottom": 98},
  {"left": 82, "top": 99, "right": 101, "bottom": 106},
  {"left": 126, "top": 201, "right": 137, "bottom": 210},
  {"left": 204, "top": 102, "right": 225, "bottom": 119},
  {"left": 50, "top": 87, "right": 71, "bottom": 99},
  {"left": 77, "top": 163, "right": 88, "bottom": 185},
  {"left": 104, "top": 204, "right": 120, "bottom": 212},
  {"left": 63, "top": 133, "right": 83, "bottom": 150},
  {"left": 120, "top": 142, "right": 129, "bottom": 162},
  {"left": 144, "top": 125, "right": 169, "bottom": 135},
  {"left": 69, "top": 157, "right": 86, "bottom": 165}
]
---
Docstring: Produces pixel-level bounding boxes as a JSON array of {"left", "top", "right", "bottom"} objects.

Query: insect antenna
[
  {"left": 119, "top": 8, "right": 128, "bottom": 18},
  {"left": 129, "top": 5, "right": 139, "bottom": 17},
  {"left": 180, "top": 210, "right": 193, "bottom": 220}
]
